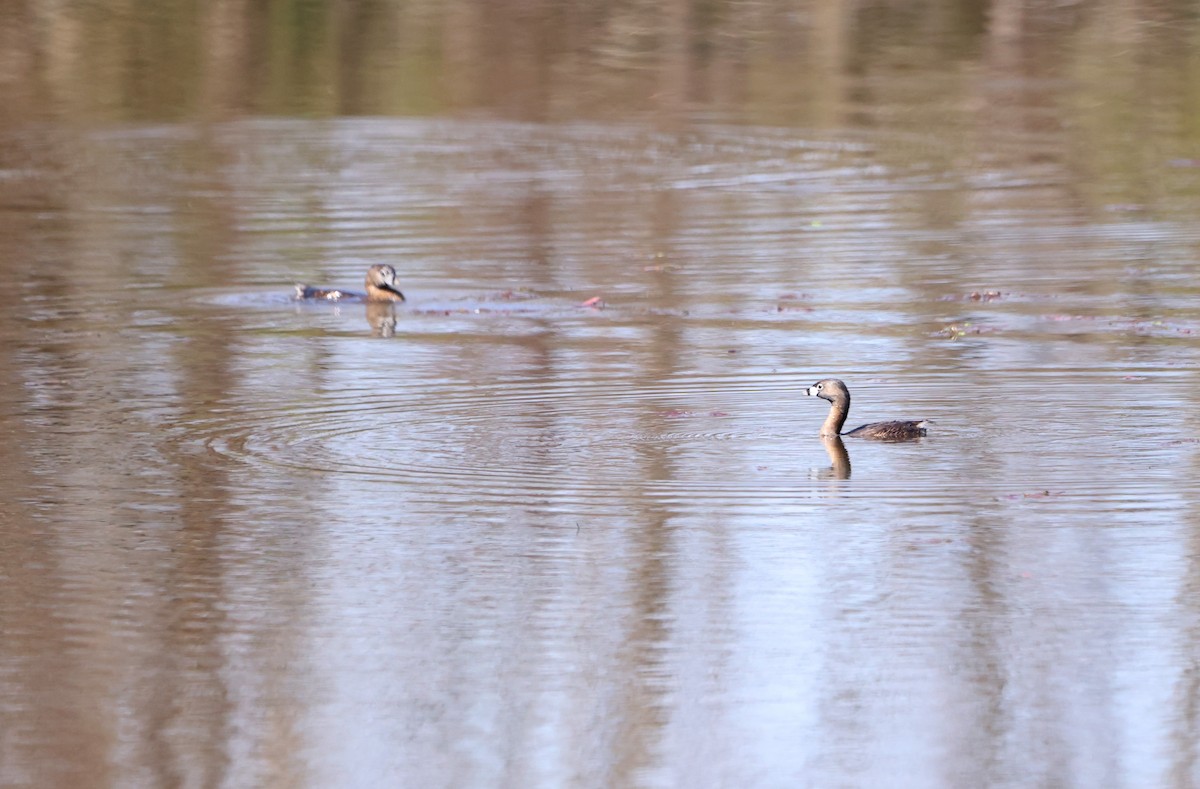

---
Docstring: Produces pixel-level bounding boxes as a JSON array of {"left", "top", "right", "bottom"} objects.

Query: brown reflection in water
[
  {"left": 603, "top": 182, "right": 735, "bottom": 785},
  {"left": 141, "top": 178, "right": 241, "bottom": 787},
  {"left": 0, "top": 123, "right": 312, "bottom": 785},
  {"left": 0, "top": 0, "right": 1195, "bottom": 194},
  {"left": 199, "top": 0, "right": 254, "bottom": 119},
  {"left": 819, "top": 436, "right": 851, "bottom": 480},
  {"left": 609, "top": 495, "right": 674, "bottom": 785},
  {"left": 0, "top": 134, "right": 115, "bottom": 785},
  {"left": 969, "top": 508, "right": 1028, "bottom": 783},
  {"left": 0, "top": 1, "right": 889, "bottom": 123},
  {"left": 0, "top": 5, "right": 39, "bottom": 123},
  {"left": 366, "top": 302, "right": 399, "bottom": 336},
  {"left": 0, "top": 301, "right": 109, "bottom": 782}
]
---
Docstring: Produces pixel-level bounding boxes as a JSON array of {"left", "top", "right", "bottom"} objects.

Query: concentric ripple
[
  {"left": 176, "top": 368, "right": 1198, "bottom": 519},
  {"left": 194, "top": 373, "right": 813, "bottom": 507}
]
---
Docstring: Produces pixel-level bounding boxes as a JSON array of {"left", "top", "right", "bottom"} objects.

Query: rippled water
[{"left": 4, "top": 24, "right": 1200, "bottom": 788}]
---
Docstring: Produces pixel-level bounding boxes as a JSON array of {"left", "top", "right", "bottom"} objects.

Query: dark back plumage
[
  {"left": 843, "top": 419, "right": 928, "bottom": 440},
  {"left": 805, "top": 378, "right": 927, "bottom": 441}
]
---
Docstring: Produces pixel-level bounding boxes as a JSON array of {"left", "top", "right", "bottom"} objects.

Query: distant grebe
[{"left": 294, "top": 264, "right": 406, "bottom": 303}]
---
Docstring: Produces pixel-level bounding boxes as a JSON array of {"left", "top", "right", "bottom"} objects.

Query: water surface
[{"left": 2, "top": 3, "right": 1200, "bottom": 788}]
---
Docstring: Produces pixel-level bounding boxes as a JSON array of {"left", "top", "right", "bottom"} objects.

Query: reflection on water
[
  {"left": 366, "top": 302, "right": 399, "bottom": 337},
  {"left": 2, "top": 1, "right": 1200, "bottom": 787},
  {"left": 819, "top": 436, "right": 851, "bottom": 480}
]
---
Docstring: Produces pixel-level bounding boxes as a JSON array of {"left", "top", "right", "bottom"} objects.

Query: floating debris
[
  {"left": 937, "top": 322, "right": 993, "bottom": 339},
  {"left": 1000, "top": 490, "right": 1064, "bottom": 500}
]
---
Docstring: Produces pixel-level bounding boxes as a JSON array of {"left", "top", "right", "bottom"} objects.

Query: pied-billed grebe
[
  {"left": 806, "top": 379, "right": 928, "bottom": 440},
  {"left": 294, "top": 264, "right": 406, "bottom": 303}
]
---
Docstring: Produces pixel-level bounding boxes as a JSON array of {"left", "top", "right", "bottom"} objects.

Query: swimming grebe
[
  {"left": 294, "top": 264, "right": 406, "bottom": 303},
  {"left": 805, "top": 379, "right": 928, "bottom": 440}
]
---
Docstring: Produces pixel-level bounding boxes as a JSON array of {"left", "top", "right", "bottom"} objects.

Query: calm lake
[{"left": 2, "top": 1, "right": 1200, "bottom": 787}]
